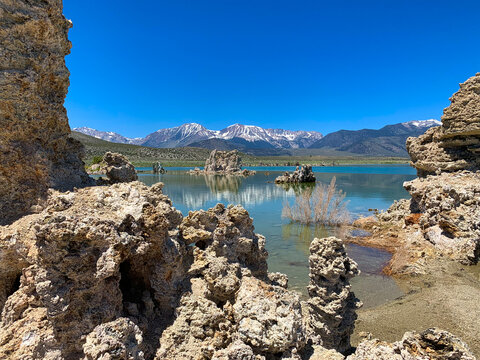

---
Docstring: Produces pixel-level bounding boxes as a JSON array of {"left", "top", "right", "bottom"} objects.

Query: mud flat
[{"left": 352, "top": 260, "right": 480, "bottom": 356}]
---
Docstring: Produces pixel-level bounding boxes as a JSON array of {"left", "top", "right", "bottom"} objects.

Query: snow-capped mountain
[
  {"left": 73, "top": 119, "right": 438, "bottom": 155},
  {"left": 74, "top": 123, "right": 323, "bottom": 149},
  {"left": 72, "top": 127, "right": 142, "bottom": 145},
  {"left": 215, "top": 124, "right": 323, "bottom": 149},
  {"left": 141, "top": 123, "right": 217, "bottom": 148},
  {"left": 401, "top": 119, "right": 441, "bottom": 129}
]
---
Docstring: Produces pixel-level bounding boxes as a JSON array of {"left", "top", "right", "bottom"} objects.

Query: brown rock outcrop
[
  {"left": 407, "top": 73, "right": 480, "bottom": 177},
  {"left": 275, "top": 165, "right": 316, "bottom": 183},
  {"left": 99, "top": 152, "right": 138, "bottom": 184},
  {"left": 0, "top": 0, "right": 93, "bottom": 225}
]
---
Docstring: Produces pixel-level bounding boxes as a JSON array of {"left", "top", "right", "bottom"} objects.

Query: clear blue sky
[{"left": 64, "top": 0, "right": 480, "bottom": 137}]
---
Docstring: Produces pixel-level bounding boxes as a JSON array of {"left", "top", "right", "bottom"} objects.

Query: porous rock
[
  {"left": 205, "top": 149, "right": 242, "bottom": 174},
  {"left": 189, "top": 149, "right": 256, "bottom": 176},
  {"left": 347, "top": 328, "right": 476, "bottom": 360},
  {"left": 307, "top": 237, "right": 361, "bottom": 354},
  {"left": 0, "top": 0, "right": 94, "bottom": 225},
  {"left": 0, "top": 182, "right": 186, "bottom": 359},
  {"left": 407, "top": 73, "right": 480, "bottom": 177},
  {"left": 82, "top": 318, "right": 145, "bottom": 360},
  {"left": 98, "top": 152, "right": 138, "bottom": 184},
  {"left": 404, "top": 171, "right": 480, "bottom": 264},
  {"left": 275, "top": 165, "right": 316, "bottom": 183}
]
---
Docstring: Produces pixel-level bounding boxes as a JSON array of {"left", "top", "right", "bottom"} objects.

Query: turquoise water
[{"left": 137, "top": 165, "right": 415, "bottom": 307}]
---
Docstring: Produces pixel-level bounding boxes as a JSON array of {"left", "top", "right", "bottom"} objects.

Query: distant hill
[{"left": 308, "top": 120, "right": 441, "bottom": 156}]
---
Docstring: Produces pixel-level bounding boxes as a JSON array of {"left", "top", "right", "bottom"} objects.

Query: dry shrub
[{"left": 282, "top": 177, "right": 350, "bottom": 226}]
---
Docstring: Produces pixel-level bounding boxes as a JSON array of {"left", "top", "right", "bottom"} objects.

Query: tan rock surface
[
  {"left": 0, "top": 0, "right": 93, "bottom": 225},
  {"left": 407, "top": 73, "right": 480, "bottom": 177}
]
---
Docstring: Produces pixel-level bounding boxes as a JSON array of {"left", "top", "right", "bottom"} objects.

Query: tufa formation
[
  {"left": 0, "top": 0, "right": 93, "bottom": 225},
  {"left": 275, "top": 165, "right": 316, "bottom": 183}
]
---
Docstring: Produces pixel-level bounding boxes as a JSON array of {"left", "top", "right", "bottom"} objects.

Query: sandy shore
[{"left": 351, "top": 260, "right": 480, "bottom": 356}]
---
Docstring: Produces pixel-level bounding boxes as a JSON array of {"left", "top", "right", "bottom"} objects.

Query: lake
[{"left": 137, "top": 165, "right": 416, "bottom": 308}]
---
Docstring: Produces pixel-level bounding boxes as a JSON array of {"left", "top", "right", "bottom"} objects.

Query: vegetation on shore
[{"left": 73, "top": 131, "right": 410, "bottom": 168}]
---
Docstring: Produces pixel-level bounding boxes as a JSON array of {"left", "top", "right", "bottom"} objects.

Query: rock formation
[
  {"left": 347, "top": 328, "right": 476, "bottom": 360},
  {"left": 307, "top": 237, "right": 361, "bottom": 354},
  {"left": 407, "top": 73, "right": 480, "bottom": 177},
  {"left": 275, "top": 165, "right": 316, "bottom": 183},
  {"left": 189, "top": 149, "right": 256, "bottom": 176},
  {"left": 0, "top": 0, "right": 93, "bottom": 225},
  {"left": 352, "top": 73, "right": 480, "bottom": 274},
  {"left": 0, "top": 182, "right": 357, "bottom": 359},
  {"left": 205, "top": 149, "right": 242, "bottom": 173},
  {"left": 99, "top": 152, "right": 138, "bottom": 184}
]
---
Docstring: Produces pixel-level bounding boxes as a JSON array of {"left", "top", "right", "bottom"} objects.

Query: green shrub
[{"left": 92, "top": 155, "right": 103, "bottom": 165}]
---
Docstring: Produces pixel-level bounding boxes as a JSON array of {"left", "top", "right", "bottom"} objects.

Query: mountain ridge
[{"left": 73, "top": 119, "right": 440, "bottom": 156}]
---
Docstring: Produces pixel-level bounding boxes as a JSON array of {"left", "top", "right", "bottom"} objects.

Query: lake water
[{"left": 137, "top": 165, "right": 416, "bottom": 308}]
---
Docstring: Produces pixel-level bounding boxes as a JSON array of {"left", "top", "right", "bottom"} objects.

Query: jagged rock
[
  {"left": 233, "top": 277, "right": 305, "bottom": 353},
  {"left": 404, "top": 171, "right": 480, "bottom": 264},
  {"left": 407, "top": 73, "right": 480, "bottom": 177},
  {"left": 0, "top": 182, "right": 186, "bottom": 359},
  {"left": 98, "top": 152, "right": 138, "bottom": 184},
  {"left": 307, "top": 237, "right": 361, "bottom": 354},
  {"left": 212, "top": 340, "right": 259, "bottom": 360},
  {"left": 82, "top": 318, "right": 145, "bottom": 360},
  {"left": 347, "top": 328, "right": 476, "bottom": 360},
  {"left": 205, "top": 149, "right": 242, "bottom": 173},
  {"left": 189, "top": 149, "right": 256, "bottom": 176},
  {"left": 0, "top": 0, "right": 94, "bottom": 225},
  {"left": 274, "top": 165, "right": 316, "bottom": 183},
  {"left": 376, "top": 199, "right": 413, "bottom": 223}
]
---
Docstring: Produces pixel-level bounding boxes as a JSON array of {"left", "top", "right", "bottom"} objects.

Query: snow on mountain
[
  {"left": 215, "top": 124, "right": 323, "bottom": 148},
  {"left": 401, "top": 119, "right": 441, "bottom": 129},
  {"left": 73, "top": 127, "right": 141, "bottom": 144},
  {"left": 141, "top": 123, "right": 217, "bottom": 148}
]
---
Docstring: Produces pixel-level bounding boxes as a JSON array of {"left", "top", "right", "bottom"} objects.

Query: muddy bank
[{"left": 352, "top": 259, "right": 480, "bottom": 357}]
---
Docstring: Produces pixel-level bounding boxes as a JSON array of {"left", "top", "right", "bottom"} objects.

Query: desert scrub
[{"left": 282, "top": 177, "right": 350, "bottom": 226}]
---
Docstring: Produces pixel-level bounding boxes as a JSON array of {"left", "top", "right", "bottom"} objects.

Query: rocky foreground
[{"left": 0, "top": 0, "right": 477, "bottom": 359}]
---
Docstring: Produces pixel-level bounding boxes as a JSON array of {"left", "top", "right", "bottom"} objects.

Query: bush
[
  {"left": 92, "top": 155, "right": 103, "bottom": 165},
  {"left": 282, "top": 176, "right": 350, "bottom": 226}
]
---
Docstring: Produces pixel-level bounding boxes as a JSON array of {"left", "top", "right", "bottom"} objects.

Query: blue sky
[{"left": 64, "top": 0, "right": 480, "bottom": 137}]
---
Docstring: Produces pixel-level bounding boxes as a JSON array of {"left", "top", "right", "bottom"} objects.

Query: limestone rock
[
  {"left": 307, "top": 237, "right": 361, "bottom": 354},
  {"left": 82, "top": 318, "right": 145, "bottom": 360},
  {"left": 348, "top": 328, "right": 476, "bottom": 360},
  {"left": 407, "top": 73, "right": 480, "bottom": 177},
  {"left": 0, "top": 0, "right": 94, "bottom": 225},
  {"left": 205, "top": 149, "right": 242, "bottom": 174},
  {"left": 99, "top": 152, "right": 138, "bottom": 184},
  {"left": 212, "top": 340, "right": 259, "bottom": 360},
  {"left": 404, "top": 171, "right": 480, "bottom": 264},
  {"left": 233, "top": 277, "right": 305, "bottom": 353},
  {"left": 275, "top": 165, "right": 316, "bottom": 183},
  {"left": 0, "top": 182, "right": 185, "bottom": 359}
]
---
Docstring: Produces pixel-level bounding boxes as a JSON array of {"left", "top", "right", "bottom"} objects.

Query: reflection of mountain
[{"left": 179, "top": 182, "right": 293, "bottom": 209}]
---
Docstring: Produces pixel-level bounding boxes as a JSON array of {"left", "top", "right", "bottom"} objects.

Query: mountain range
[
  {"left": 308, "top": 119, "right": 440, "bottom": 156},
  {"left": 73, "top": 119, "right": 441, "bottom": 156},
  {"left": 74, "top": 123, "right": 324, "bottom": 150}
]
